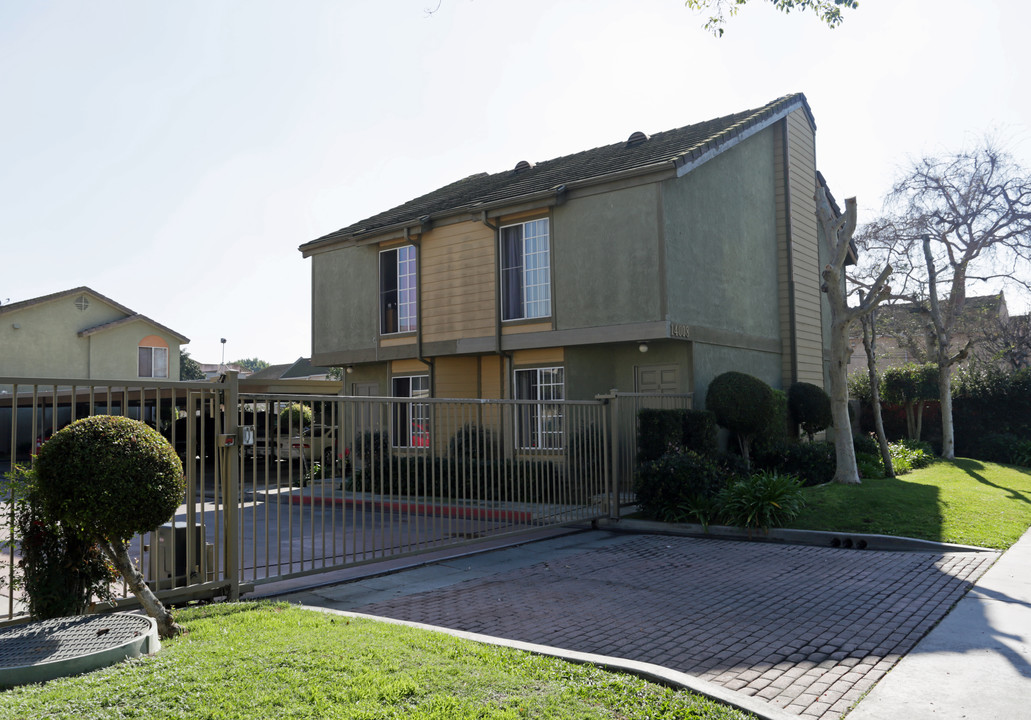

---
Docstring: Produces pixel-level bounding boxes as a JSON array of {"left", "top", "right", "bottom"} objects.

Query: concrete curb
[
  {"left": 598, "top": 518, "right": 996, "bottom": 553},
  {"left": 295, "top": 604, "right": 797, "bottom": 720}
]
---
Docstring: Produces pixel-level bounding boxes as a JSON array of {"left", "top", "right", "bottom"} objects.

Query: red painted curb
[{"left": 288, "top": 493, "right": 533, "bottom": 524}]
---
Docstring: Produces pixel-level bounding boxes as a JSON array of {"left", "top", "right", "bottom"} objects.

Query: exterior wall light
[
  {"left": 345, "top": 366, "right": 354, "bottom": 374},
  {"left": 639, "top": 342, "right": 649, "bottom": 353}
]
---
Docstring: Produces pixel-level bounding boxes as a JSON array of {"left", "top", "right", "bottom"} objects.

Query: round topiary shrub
[
  {"left": 278, "top": 402, "right": 313, "bottom": 430},
  {"left": 34, "top": 416, "right": 185, "bottom": 541},
  {"left": 788, "top": 381, "right": 833, "bottom": 441},
  {"left": 705, "top": 371, "right": 775, "bottom": 467},
  {"left": 33, "top": 415, "right": 185, "bottom": 637}
]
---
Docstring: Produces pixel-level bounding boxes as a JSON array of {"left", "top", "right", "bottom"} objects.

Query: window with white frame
[
  {"left": 514, "top": 366, "right": 564, "bottom": 449},
  {"left": 138, "top": 346, "right": 168, "bottom": 378},
  {"left": 380, "top": 245, "right": 417, "bottom": 334},
  {"left": 501, "top": 218, "right": 551, "bottom": 321},
  {"left": 392, "top": 375, "right": 430, "bottom": 448}
]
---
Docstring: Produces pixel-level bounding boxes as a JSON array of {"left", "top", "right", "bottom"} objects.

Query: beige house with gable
[{"left": 0, "top": 287, "right": 189, "bottom": 382}]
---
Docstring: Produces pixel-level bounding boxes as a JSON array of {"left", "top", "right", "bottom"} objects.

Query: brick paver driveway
[{"left": 352, "top": 533, "right": 997, "bottom": 720}]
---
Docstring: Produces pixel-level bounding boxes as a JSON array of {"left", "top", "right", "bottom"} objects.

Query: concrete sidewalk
[
  {"left": 846, "top": 527, "right": 1031, "bottom": 719},
  {"left": 270, "top": 527, "right": 1004, "bottom": 720}
]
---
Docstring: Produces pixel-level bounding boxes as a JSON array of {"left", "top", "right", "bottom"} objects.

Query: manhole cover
[{"left": 0, "top": 613, "right": 159, "bottom": 688}]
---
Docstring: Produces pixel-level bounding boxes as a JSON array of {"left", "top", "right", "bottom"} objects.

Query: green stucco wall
[
  {"left": 0, "top": 295, "right": 181, "bottom": 381},
  {"left": 564, "top": 341, "right": 691, "bottom": 400},
  {"left": 552, "top": 183, "right": 662, "bottom": 329},
  {"left": 662, "top": 128, "right": 780, "bottom": 339},
  {"left": 311, "top": 244, "right": 379, "bottom": 357},
  {"left": 692, "top": 341, "right": 783, "bottom": 410}
]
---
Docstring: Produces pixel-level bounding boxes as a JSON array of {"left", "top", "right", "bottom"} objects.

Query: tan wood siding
[
  {"left": 390, "top": 359, "right": 430, "bottom": 374},
  {"left": 775, "top": 122, "right": 794, "bottom": 387},
  {"left": 434, "top": 356, "right": 481, "bottom": 398},
  {"left": 785, "top": 108, "right": 825, "bottom": 387},
  {"left": 419, "top": 221, "right": 496, "bottom": 344},
  {"left": 502, "top": 321, "right": 553, "bottom": 335},
  {"left": 512, "top": 347, "right": 564, "bottom": 365}
]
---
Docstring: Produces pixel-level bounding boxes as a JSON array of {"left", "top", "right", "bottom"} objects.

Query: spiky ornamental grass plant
[
  {"left": 33, "top": 415, "right": 186, "bottom": 638},
  {"left": 719, "top": 470, "right": 806, "bottom": 533}
]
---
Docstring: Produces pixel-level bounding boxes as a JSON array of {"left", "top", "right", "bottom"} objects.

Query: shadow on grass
[
  {"left": 955, "top": 458, "right": 1031, "bottom": 505},
  {"left": 796, "top": 475, "right": 944, "bottom": 542}
]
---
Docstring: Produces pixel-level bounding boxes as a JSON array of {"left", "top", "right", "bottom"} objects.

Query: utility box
[{"left": 152, "top": 522, "right": 214, "bottom": 589}]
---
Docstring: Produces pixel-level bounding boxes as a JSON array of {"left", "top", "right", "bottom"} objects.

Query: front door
[{"left": 636, "top": 365, "right": 680, "bottom": 394}]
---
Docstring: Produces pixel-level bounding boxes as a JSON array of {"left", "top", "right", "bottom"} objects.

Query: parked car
[{"left": 278, "top": 425, "right": 337, "bottom": 469}]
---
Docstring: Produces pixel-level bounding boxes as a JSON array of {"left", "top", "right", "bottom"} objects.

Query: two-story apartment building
[{"left": 300, "top": 94, "right": 833, "bottom": 420}]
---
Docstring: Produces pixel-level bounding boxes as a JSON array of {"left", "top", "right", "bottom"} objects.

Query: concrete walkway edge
[{"left": 296, "top": 604, "right": 798, "bottom": 720}]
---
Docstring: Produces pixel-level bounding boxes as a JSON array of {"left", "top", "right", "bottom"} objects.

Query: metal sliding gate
[{"left": 3, "top": 375, "right": 686, "bottom": 621}]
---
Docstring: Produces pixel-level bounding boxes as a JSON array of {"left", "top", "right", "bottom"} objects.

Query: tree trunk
[
  {"left": 829, "top": 319, "right": 861, "bottom": 484},
  {"left": 862, "top": 338, "right": 894, "bottom": 478},
  {"left": 101, "top": 538, "right": 182, "bottom": 639},
  {"left": 915, "top": 401, "right": 924, "bottom": 441},
  {"left": 939, "top": 363, "right": 956, "bottom": 459},
  {"left": 904, "top": 402, "right": 915, "bottom": 440}
]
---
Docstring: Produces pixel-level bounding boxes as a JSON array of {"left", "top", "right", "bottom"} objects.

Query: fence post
[
  {"left": 223, "top": 371, "right": 241, "bottom": 601},
  {"left": 596, "top": 389, "right": 621, "bottom": 520}
]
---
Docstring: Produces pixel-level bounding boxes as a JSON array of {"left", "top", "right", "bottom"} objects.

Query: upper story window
[
  {"left": 380, "top": 245, "right": 417, "bottom": 334},
  {"left": 501, "top": 218, "right": 551, "bottom": 321},
  {"left": 138, "top": 336, "right": 169, "bottom": 378}
]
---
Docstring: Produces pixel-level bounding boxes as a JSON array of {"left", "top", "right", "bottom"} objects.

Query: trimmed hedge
[
  {"left": 33, "top": 416, "right": 186, "bottom": 542},
  {"left": 637, "top": 408, "right": 719, "bottom": 463}
]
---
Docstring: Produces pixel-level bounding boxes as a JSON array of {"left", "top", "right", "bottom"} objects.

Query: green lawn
[
  {"left": 0, "top": 603, "right": 755, "bottom": 720},
  {"left": 793, "top": 458, "right": 1031, "bottom": 549}
]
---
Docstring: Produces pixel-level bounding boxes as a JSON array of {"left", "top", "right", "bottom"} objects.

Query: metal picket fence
[{"left": 1, "top": 374, "right": 693, "bottom": 622}]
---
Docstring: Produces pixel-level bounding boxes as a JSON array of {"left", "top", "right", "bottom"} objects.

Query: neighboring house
[
  {"left": 0, "top": 286, "right": 189, "bottom": 381},
  {"left": 300, "top": 93, "right": 836, "bottom": 418},
  {"left": 847, "top": 293, "right": 1009, "bottom": 374},
  {"left": 199, "top": 362, "right": 252, "bottom": 380},
  {"left": 242, "top": 357, "right": 340, "bottom": 395}
]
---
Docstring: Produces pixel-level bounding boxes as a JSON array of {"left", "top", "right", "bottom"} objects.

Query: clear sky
[{"left": 2, "top": 0, "right": 1028, "bottom": 366}]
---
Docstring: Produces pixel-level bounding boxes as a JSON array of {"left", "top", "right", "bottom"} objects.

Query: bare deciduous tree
[
  {"left": 859, "top": 140, "right": 1031, "bottom": 459},
  {"left": 815, "top": 188, "right": 892, "bottom": 485}
]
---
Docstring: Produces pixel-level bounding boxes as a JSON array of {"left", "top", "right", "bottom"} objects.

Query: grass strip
[
  {"left": 0, "top": 602, "right": 756, "bottom": 720},
  {"left": 793, "top": 458, "right": 1031, "bottom": 549}
]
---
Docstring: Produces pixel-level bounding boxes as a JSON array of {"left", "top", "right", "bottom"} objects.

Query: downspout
[
  {"left": 480, "top": 211, "right": 513, "bottom": 395},
  {"left": 405, "top": 226, "right": 435, "bottom": 394}
]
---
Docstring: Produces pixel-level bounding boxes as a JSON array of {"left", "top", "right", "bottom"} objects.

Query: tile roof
[{"left": 301, "top": 93, "right": 813, "bottom": 251}]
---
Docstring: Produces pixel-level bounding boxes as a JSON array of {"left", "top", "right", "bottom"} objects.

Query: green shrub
[
  {"left": 34, "top": 416, "right": 185, "bottom": 542},
  {"left": 1012, "top": 439, "right": 1031, "bottom": 468},
  {"left": 788, "top": 382, "right": 833, "bottom": 440},
  {"left": 449, "top": 424, "right": 501, "bottom": 464},
  {"left": 32, "top": 415, "right": 186, "bottom": 637},
  {"left": 718, "top": 471, "right": 805, "bottom": 532},
  {"left": 705, "top": 371, "right": 775, "bottom": 467},
  {"left": 682, "top": 410, "right": 719, "bottom": 457},
  {"left": 6, "top": 465, "right": 117, "bottom": 620},
  {"left": 755, "top": 440, "right": 836, "bottom": 487},
  {"left": 964, "top": 432, "right": 1023, "bottom": 465},
  {"left": 856, "top": 454, "right": 885, "bottom": 480},
  {"left": 853, "top": 433, "right": 880, "bottom": 457},
  {"left": 848, "top": 371, "right": 875, "bottom": 406},
  {"left": 634, "top": 451, "right": 731, "bottom": 523},
  {"left": 637, "top": 409, "right": 685, "bottom": 463},
  {"left": 754, "top": 389, "right": 790, "bottom": 458},
  {"left": 889, "top": 440, "right": 933, "bottom": 470},
  {"left": 278, "top": 402, "right": 313, "bottom": 430}
]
